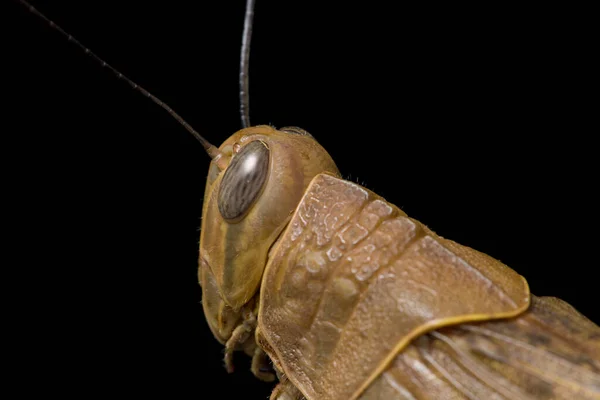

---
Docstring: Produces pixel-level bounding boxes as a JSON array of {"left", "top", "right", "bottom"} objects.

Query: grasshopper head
[{"left": 198, "top": 125, "right": 338, "bottom": 339}]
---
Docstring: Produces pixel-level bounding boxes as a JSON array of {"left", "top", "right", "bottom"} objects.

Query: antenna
[
  {"left": 17, "top": 0, "right": 227, "bottom": 166},
  {"left": 239, "top": 0, "right": 256, "bottom": 128}
]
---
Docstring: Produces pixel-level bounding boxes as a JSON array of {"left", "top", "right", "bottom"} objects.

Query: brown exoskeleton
[
  {"left": 14, "top": 0, "right": 600, "bottom": 398},
  {"left": 200, "top": 123, "right": 600, "bottom": 399},
  {"left": 196, "top": 3, "right": 600, "bottom": 399}
]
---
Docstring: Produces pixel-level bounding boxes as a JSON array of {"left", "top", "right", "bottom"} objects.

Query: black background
[{"left": 5, "top": 1, "right": 597, "bottom": 398}]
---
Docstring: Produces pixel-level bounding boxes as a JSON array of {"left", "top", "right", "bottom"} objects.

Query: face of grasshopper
[{"left": 198, "top": 125, "right": 339, "bottom": 341}]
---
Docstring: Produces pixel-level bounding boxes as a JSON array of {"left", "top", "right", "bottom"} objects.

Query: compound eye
[{"left": 218, "top": 140, "right": 270, "bottom": 220}]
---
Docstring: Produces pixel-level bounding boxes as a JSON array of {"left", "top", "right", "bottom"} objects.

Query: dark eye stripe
[{"left": 218, "top": 141, "right": 270, "bottom": 220}]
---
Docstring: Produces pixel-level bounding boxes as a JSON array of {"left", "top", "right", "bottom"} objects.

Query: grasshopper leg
[
  {"left": 270, "top": 376, "right": 304, "bottom": 400},
  {"left": 224, "top": 307, "right": 257, "bottom": 373},
  {"left": 250, "top": 346, "right": 276, "bottom": 382}
]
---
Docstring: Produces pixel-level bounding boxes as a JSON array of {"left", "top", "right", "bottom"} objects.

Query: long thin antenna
[
  {"left": 239, "top": 0, "right": 256, "bottom": 128},
  {"left": 17, "top": 0, "right": 225, "bottom": 164}
]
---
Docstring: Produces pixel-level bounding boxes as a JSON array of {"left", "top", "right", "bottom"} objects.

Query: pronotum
[{"left": 10, "top": 4, "right": 600, "bottom": 398}]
